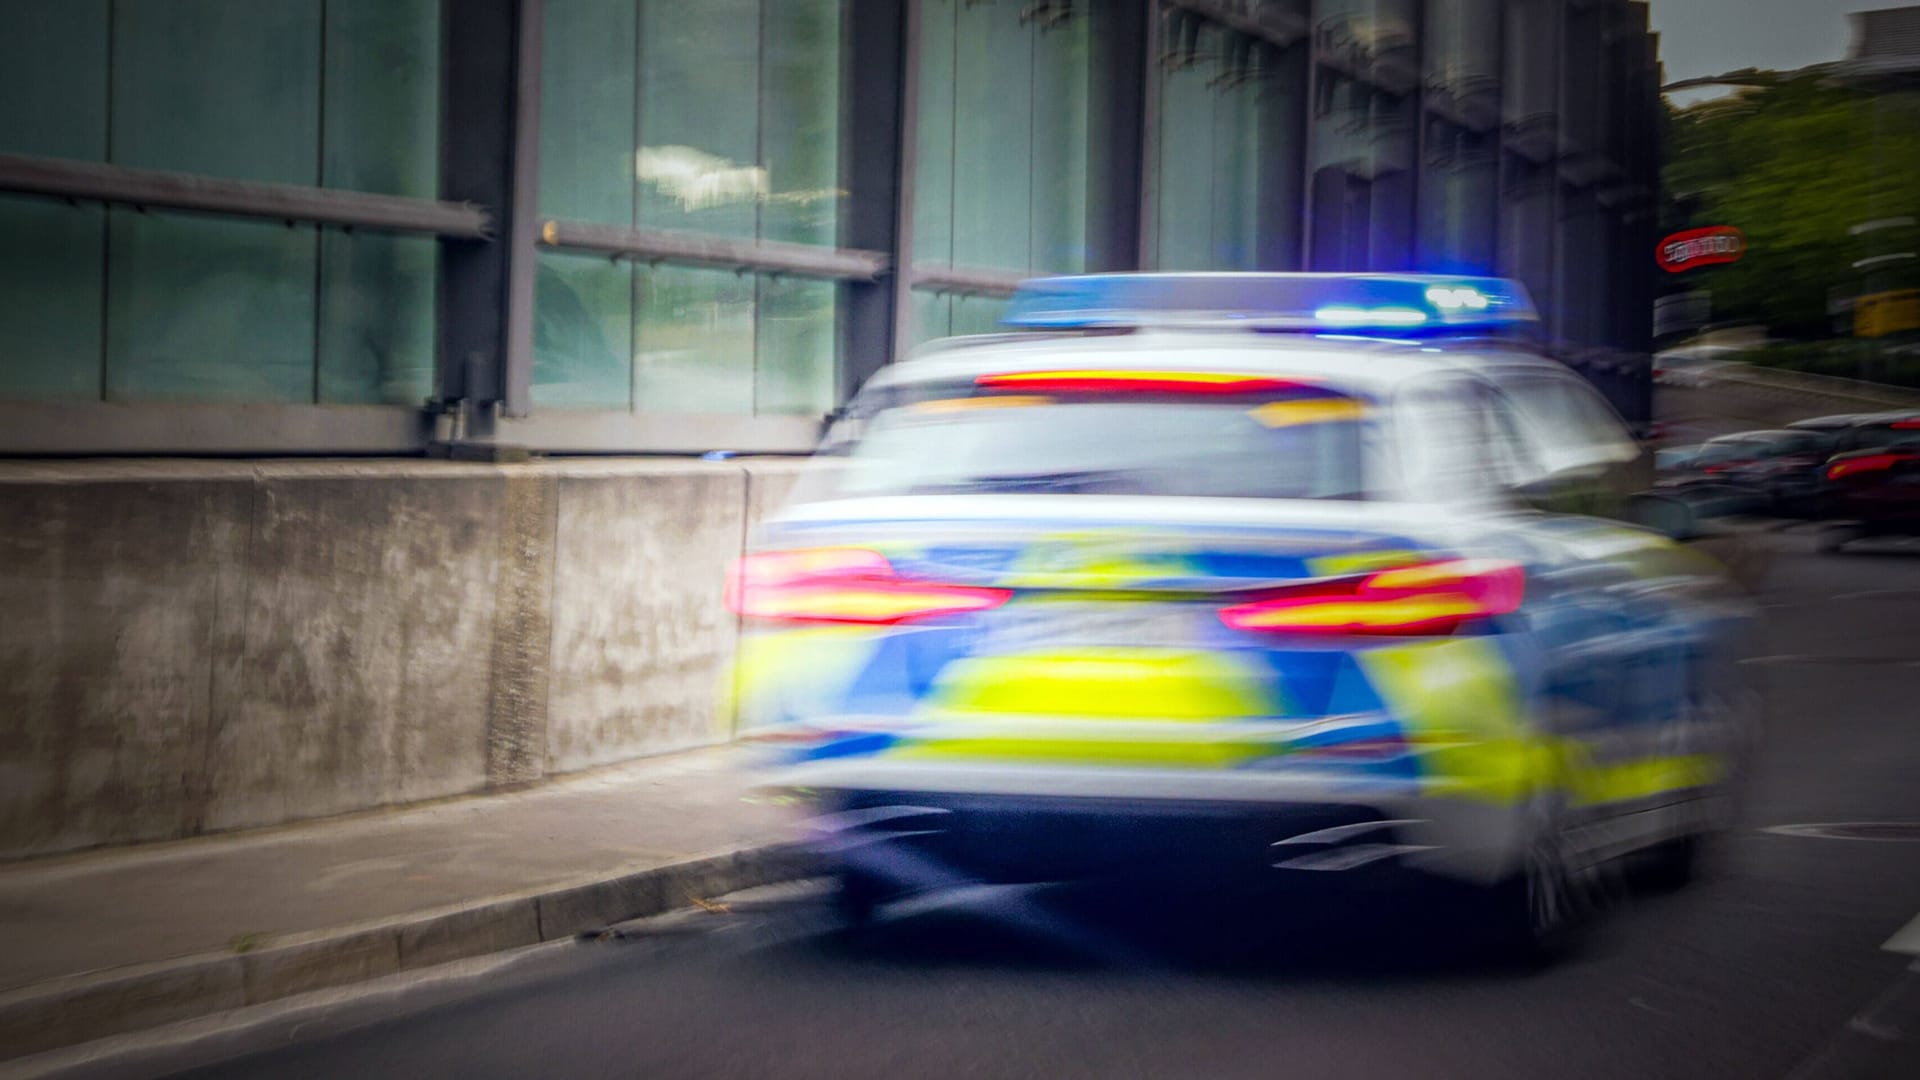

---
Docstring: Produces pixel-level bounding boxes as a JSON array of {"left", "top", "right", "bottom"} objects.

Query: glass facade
[
  {"left": 1154, "top": 23, "right": 1264, "bottom": 270},
  {"left": 533, "top": 0, "right": 842, "bottom": 416},
  {"left": 1307, "top": 0, "right": 1420, "bottom": 271},
  {"left": 0, "top": 0, "right": 1666, "bottom": 445},
  {"left": 909, "top": 0, "right": 1092, "bottom": 342},
  {"left": 0, "top": 0, "right": 439, "bottom": 406}
]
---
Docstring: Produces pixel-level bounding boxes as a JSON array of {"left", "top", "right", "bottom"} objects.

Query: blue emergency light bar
[{"left": 1000, "top": 273, "right": 1540, "bottom": 334}]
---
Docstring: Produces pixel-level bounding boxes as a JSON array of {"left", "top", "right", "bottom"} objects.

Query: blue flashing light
[
  {"left": 1001, "top": 273, "right": 1540, "bottom": 335},
  {"left": 1313, "top": 305, "right": 1430, "bottom": 327}
]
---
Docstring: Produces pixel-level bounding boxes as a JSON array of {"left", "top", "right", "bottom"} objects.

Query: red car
[{"left": 1819, "top": 413, "right": 1920, "bottom": 551}]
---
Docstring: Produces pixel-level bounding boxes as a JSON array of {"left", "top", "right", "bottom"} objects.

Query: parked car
[
  {"left": 1652, "top": 346, "right": 1743, "bottom": 387},
  {"left": 1818, "top": 413, "right": 1920, "bottom": 551},
  {"left": 1786, "top": 413, "right": 1874, "bottom": 457},
  {"left": 1676, "top": 430, "right": 1827, "bottom": 515}
]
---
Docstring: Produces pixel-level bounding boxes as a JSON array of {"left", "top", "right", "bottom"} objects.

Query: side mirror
[{"left": 1626, "top": 492, "right": 1702, "bottom": 542}]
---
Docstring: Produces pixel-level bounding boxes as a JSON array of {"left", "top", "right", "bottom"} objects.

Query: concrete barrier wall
[{"left": 0, "top": 457, "right": 811, "bottom": 860}]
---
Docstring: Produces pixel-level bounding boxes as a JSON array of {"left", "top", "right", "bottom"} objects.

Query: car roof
[
  {"left": 1787, "top": 414, "right": 1869, "bottom": 429},
  {"left": 872, "top": 329, "right": 1564, "bottom": 398},
  {"left": 1715, "top": 428, "right": 1811, "bottom": 440}
]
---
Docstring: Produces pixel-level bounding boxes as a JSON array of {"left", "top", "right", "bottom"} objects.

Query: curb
[{"left": 0, "top": 843, "right": 809, "bottom": 1065}]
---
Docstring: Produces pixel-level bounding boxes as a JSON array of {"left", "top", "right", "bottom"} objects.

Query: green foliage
[
  {"left": 1664, "top": 77, "right": 1920, "bottom": 338},
  {"left": 1731, "top": 340, "right": 1920, "bottom": 389}
]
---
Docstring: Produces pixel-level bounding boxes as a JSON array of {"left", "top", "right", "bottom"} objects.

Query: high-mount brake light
[
  {"left": 999, "top": 272, "right": 1539, "bottom": 334},
  {"left": 1218, "top": 559, "right": 1524, "bottom": 636},
  {"left": 726, "top": 548, "right": 1011, "bottom": 625},
  {"left": 974, "top": 370, "right": 1315, "bottom": 396}
]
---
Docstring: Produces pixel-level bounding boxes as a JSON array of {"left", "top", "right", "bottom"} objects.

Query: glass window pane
[
  {"left": 1155, "top": 23, "right": 1262, "bottom": 271},
  {"left": 322, "top": 0, "right": 436, "bottom": 197},
  {"left": 539, "top": 0, "right": 636, "bottom": 225},
  {"left": 951, "top": 294, "right": 1009, "bottom": 336},
  {"left": 111, "top": 1, "right": 320, "bottom": 182},
  {"left": 533, "top": 251, "right": 633, "bottom": 408},
  {"left": 317, "top": 231, "right": 435, "bottom": 405},
  {"left": 637, "top": 0, "right": 760, "bottom": 239},
  {"left": 1030, "top": 11, "right": 1089, "bottom": 274},
  {"left": 106, "top": 1, "right": 321, "bottom": 403},
  {"left": 912, "top": 0, "right": 958, "bottom": 268},
  {"left": 1214, "top": 55, "right": 1261, "bottom": 268},
  {"left": 634, "top": 265, "right": 755, "bottom": 414},
  {"left": 754, "top": 277, "right": 835, "bottom": 417},
  {"left": 0, "top": 0, "right": 107, "bottom": 161},
  {"left": 0, "top": 0, "right": 107, "bottom": 402},
  {"left": 951, "top": 1, "right": 1032, "bottom": 270},
  {"left": 106, "top": 212, "right": 317, "bottom": 403},
  {"left": 760, "top": 0, "right": 841, "bottom": 247},
  {"left": 1155, "top": 35, "right": 1215, "bottom": 269},
  {"left": 317, "top": 0, "right": 438, "bottom": 405},
  {"left": 910, "top": 288, "right": 954, "bottom": 346}
]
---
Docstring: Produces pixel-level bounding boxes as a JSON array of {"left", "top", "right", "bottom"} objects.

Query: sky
[{"left": 1649, "top": 0, "right": 1881, "bottom": 102}]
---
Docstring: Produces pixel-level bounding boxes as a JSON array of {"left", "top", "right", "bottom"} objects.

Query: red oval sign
[{"left": 1657, "top": 226, "right": 1745, "bottom": 273}]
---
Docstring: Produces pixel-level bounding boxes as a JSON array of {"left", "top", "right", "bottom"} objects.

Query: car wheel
[
  {"left": 1482, "top": 814, "right": 1584, "bottom": 967},
  {"left": 1625, "top": 832, "right": 1701, "bottom": 893}
]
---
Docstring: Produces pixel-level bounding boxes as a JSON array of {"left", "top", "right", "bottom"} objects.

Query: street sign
[
  {"left": 1855, "top": 289, "right": 1920, "bottom": 338},
  {"left": 1656, "top": 226, "right": 1745, "bottom": 273}
]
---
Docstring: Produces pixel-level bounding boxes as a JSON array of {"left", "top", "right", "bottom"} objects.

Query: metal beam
[
  {"left": 838, "top": 0, "right": 911, "bottom": 400},
  {"left": 539, "top": 220, "right": 890, "bottom": 281},
  {"left": 496, "top": 411, "right": 825, "bottom": 455},
  {"left": 0, "top": 152, "right": 491, "bottom": 238},
  {"left": 889, "top": 0, "right": 928, "bottom": 355},
  {"left": 0, "top": 404, "right": 431, "bottom": 457},
  {"left": 1087, "top": 0, "right": 1148, "bottom": 272},
  {"left": 438, "top": 0, "right": 543, "bottom": 426},
  {"left": 909, "top": 265, "right": 1029, "bottom": 297}
]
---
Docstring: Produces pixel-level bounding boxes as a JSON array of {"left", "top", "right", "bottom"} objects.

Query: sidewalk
[{"left": 0, "top": 747, "right": 798, "bottom": 1063}]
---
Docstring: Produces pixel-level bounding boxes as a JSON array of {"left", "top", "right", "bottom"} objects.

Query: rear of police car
[{"left": 726, "top": 274, "right": 1747, "bottom": 951}]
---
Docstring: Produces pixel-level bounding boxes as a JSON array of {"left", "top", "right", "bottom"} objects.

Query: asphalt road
[{"left": 74, "top": 526, "right": 1914, "bottom": 1080}]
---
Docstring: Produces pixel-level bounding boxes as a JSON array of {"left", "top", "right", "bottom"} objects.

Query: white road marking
[{"left": 1884, "top": 911, "right": 1920, "bottom": 957}]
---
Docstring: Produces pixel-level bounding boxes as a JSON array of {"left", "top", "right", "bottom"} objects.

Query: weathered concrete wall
[
  {"left": 545, "top": 464, "right": 747, "bottom": 773},
  {"left": 0, "top": 469, "right": 251, "bottom": 854},
  {"left": 0, "top": 457, "right": 811, "bottom": 859},
  {"left": 204, "top": 468, "right": 506, "bottom": 833}
]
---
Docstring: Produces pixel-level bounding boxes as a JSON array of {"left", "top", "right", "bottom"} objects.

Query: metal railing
[
  {"left": 537, "top": 220, "right": 890, "bottom": 281},
  {"left": 0, "top": 153, "right": 493, "bottom": 239}
]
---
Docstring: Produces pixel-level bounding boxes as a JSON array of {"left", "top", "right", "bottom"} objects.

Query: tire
[
  {"left": 1625, "top": 832, "right": 1701, "bottom": 893},
  {"left": 1480, "top": 815, "right": 1585, "bottom": 968}
]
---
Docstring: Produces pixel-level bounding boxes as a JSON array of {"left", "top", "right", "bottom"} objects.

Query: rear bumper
[{"left": 765, "top": 760, "right": 1529, "bottom": 885}]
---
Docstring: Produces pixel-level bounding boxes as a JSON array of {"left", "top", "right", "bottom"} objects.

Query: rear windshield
[
  {"left": 798, "top": 394, "right": 1368, "bottom": 502},
  {"left": 1852, "top": 424, "right": 1920, "bottom": 451}
]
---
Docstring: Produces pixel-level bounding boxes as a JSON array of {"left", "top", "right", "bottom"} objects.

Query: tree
[{"left": 1663, "top": 75, "right": 1920, "bottom": 339}]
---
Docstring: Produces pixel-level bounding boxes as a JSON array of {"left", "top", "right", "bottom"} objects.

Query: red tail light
[
  {"left": 1218, "top": 559, "right": 1524, "bottom": 636},
  {"left": 975, "top": 370, "right": 1316, "bottom": 396},
  {"left": 1828, "top": 453, "right": 1912, "bottom": 481},
  {"left": 726, "top": 548, "right": 1012, "bottom": 626}
]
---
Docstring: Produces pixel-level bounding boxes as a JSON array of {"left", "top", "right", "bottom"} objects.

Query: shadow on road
[{"left": 794, "top": 875, "right": 1621, "bottom": 986}]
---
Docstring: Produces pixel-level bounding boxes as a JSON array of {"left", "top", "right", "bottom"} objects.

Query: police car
[{"left": 727, "top": 274, "right": 1757, "bottom": 956}]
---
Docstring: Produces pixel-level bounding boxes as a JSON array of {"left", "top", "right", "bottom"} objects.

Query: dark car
[
  {"left": 1787, "top": 413, "right": 1876, "bottom": 458},
  {"left": 1819, "top": 414, "right": 1920, "bottom": 551},
  {"left": 1681, "top": 430, "right": 1827, "bottom": 515}
]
